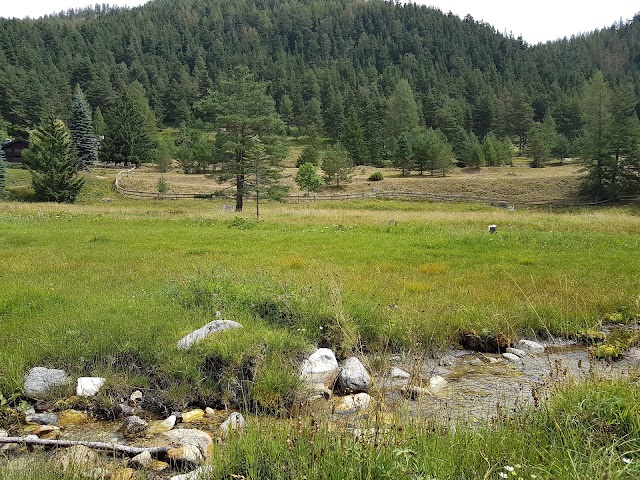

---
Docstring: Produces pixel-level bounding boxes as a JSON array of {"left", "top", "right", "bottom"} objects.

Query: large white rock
[
  {"left": 76, "top": 377, "right": 105, "bottom": 396},
  {"left": 301, "top": 348, "right": 339, "bottom": 376},
  {"left": 338, "top": 357, "right": 372, "bottom": 392},
  {"left": 163, "top": 429, "right": 213, "bottom": 458},
  {"left": 177, "top": 320, "right": 243, "bottom": 350},
  {"left": 24, "top": 367, "right": 70, "bottom": 399},
  {"left": 502, "top": 352, "right": 522, "bottom": 363},
  {"left": 219, "top": 412, "right": 246, "bottom": 437},
  {"left": 517, "top": 340, "right": 545, "bottom": 353}
]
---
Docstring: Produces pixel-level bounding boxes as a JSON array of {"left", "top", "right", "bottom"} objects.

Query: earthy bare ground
[{"left": 117, "top": 158, "right": 583, "bottom": 203}]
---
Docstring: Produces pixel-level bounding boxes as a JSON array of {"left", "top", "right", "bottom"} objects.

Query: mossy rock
[
  {"left": 459, "top": 330, "right": 513, "bottom": 353},
  {"left": 574, "top": 329, "right": 606, "bottom": 346}
]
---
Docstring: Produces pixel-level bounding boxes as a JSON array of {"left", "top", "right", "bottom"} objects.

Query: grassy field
[
  {"left": 1, "top": 166, "right": 639, "bottom": 479},
  {"left": 1, "top": 166, "right": 638, "bottom": 410}
]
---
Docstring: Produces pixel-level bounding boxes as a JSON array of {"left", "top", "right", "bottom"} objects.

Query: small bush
[{"left": 368, "top": 172, "right": 384, "bottom": 181}]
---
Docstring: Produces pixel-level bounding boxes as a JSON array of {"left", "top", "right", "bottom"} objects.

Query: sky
[{"left": 1, "top": 0, "right": 639, "bottom": 45}]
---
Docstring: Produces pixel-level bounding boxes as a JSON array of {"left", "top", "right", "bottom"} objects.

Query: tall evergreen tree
[
  {"left": 101, "top": 84, "right": 157, "bottom": 165},
  {"left": 526, "top": 122, "right": 551, "bottom": 168},
  {"left": 322, "top": 144, "right": 353, "bottom": 187},
  {"left": 69, "top": 85, "right": 98, "bottom": 169},
  {"left": 385, "top": 79, "right": 420, "bottom": 150},
  {"left": 23, "top": 111, "right": 84, "bottom": 203},
  {"left": 197, "top": 67, "right": 286, "bottom": 212},
  {"left": 609, "top": 84, "right": 640, "bottom": 195}
]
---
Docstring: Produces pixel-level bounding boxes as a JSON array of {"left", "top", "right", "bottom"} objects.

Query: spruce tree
[
  {"left": 322, "top": 144, "right": 353, "bottom": 187},
  {"left": 23, "top": 111, "right": 84, "bottom": 203},
  {"left": 69, "top": 85, "right": 98, "bottom": 169}
]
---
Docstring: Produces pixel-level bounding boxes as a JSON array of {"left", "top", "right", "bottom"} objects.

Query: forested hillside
[{"left": 0, "top": 0, "right": 639, "bottom": 175}]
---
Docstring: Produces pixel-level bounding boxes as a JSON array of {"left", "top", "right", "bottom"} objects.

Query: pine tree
[
  {"left": 23, "top": 110, "right": 84, "bottom": 203},
  {"left": 101, "top": 84, "right": 157, "bottom": 165},
  {"left": 385, "top": 79, "right": 420, "bottom": 150},
  {"left": 526, "top": 122, "right": 551, "bottom": 168},
  {"left": 322, "top": 144, "right": 353, "bottom": 187},
  {"left": 69, "top": 85, "right": 98, "bottom": 169},
  {"left": 197, "top": 67, "right": 286, "bottom": 212},
  {"left": 93, "top": 107, "right": 106, "bottom": 137},
  {"left": 394, "top": 132, "right": 413, "bottom": 176}
]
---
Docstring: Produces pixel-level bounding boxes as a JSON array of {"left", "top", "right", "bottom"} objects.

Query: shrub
[{"left": 368, "top": 172, "right": 384, "bottom": 181}]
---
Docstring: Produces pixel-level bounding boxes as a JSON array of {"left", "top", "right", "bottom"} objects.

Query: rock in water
[
  {"left": 163, "top": 429, "right": 213, "bottom": 458},
  {"left": 391, "top": 367, "right": 410, "bottom": 379},
  {"left": 502, "top": 352, "right": 522, "bottom": 363},
  {"left": 176, "top": 320, "right": 243, "bottom": 350},
  {"left": 517, "top": 339, "right": 545, "bottom": 353},
  {"left": 122, "top": 415, "right": 148, "bottom": 437},
  {"left": 147, "top": 415, "right": 177, "bottom": 435},
  {"left": 506, "top": 347, "right": 526, "bottom": 358},
  {"left": 429, "top": 375, "right": 448, "bottom": 390},
  {"left": 219, "top": 412, "right": 246, "bottom": 437},
  {"left": 76, "top": 377, "right": 105, "bottom": 396},
  {"left": 167, "top": 445, "right": 203, "bottom": 466},
  {"left": 181, "top": 409, "right": 205, "bottom": 423},
  {"left": 25, "top": 413, "right": 58, "bottom": 426},
  {"left": 338, "top": 357, "right": 372, "bottom": 392},
  {"left": 58, "top": 409, "right": 88, "bottom": 426},
  {"left": 24, "top": 367, "right": 70, "bottom": 399}
]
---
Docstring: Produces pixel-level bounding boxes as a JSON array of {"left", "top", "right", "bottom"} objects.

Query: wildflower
[
  {"left": 504, "top": 466, "right": 515, "bottom": 472},
  {"left": 498, "top": 473, "right": 508, "bottom": 479},
  {"left": 622, "top": 457, "right": 632, "bottom": 464}
]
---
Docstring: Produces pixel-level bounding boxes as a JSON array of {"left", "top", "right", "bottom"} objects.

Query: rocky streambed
[{"left": 2, "top": 328, "right": 639, "bottom": 479}]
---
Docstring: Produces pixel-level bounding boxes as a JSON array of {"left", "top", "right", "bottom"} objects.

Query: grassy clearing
[{"left": 0, "top": 169, "right": 638, "bottom": 411}]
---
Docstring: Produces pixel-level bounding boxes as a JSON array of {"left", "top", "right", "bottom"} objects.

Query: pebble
[
  {"left": 506, "top": 347, "right": 526, "bottom": 358},
  {"left": 517, "top": 339, "right": 545, "bottom": 353}
]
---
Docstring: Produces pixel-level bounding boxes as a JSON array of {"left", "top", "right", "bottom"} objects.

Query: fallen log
[{"left": 0, "top": 437, "right": 169, "bottom": 457}]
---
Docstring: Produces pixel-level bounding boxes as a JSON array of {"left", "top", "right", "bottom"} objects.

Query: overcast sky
[{"left": 1, "top": 1, "right": 638, "bottom": 45}]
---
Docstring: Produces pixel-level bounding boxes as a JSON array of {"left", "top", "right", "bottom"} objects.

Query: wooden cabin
[{"left": 1, "top": 140, "right": 29, "bottom": 163}]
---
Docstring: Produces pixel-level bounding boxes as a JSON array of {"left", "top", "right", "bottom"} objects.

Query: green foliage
[
  {"left": 295, "top": 145, "right": 320, "bottom": 167},
  {"left": 197, "top": 66, "right": 286, "bottom": 212},
  {"left": 23, "top": 111, "right": 84, "bottom": 203},
  {"left": 393, "top": 131, "right": 413, "bottom": 175},
  {"left": 411, "top": 127, "right": 455, "bottom": 176},
  {"left": 69, "top": 85, "right": 98, "bottom": 169},
  {"left": 321, "top": 143, "right": 353, "bottom": 187},
  {"left": 175, "top": 124, "right": 213, "bottom": 173},
  {"left": 368, "top": 171, "right": 383, "bottom": 181},
  {"left": 100, "top": 83, "right": 157, "bottom": 165},
  {"left": 526, "top": 122, "right": 551, "bottom": 168},
  {"left": 295, "top": 162, "right": 324, "bottom": 194},
  {"left": 156, "top": 174, "right": 169, "bottom": 195},
  {"left": 0, "top": 145, "right": 6, "bottom": 198}
]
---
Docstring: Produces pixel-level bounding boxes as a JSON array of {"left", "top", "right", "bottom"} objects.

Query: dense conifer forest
[{"left": 1, "top": 0, "right": 639, "bottom": 195}]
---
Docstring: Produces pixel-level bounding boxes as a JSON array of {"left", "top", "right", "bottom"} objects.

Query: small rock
[
  {"left": 429, "top": 375, "right": 448, "bottom": 390},
  {"left": 301, "top": 348, "right": 339, "bottom": 376},
  {"left": 170, "top": 466, "right": 215, "bottom": 480},
  {"left": 129, "top": 450, "right": 152, "bottom": 468},
  {"left": 76, "top": 377, "right": 105, "bottom": 397},
  {"left": 176, "top": 320, "right": 243, "bottom": 350},
  {"left": 400, "top": 385, "right": 432, "bottom": 400},
  {"left": 181, "top": 409, "right": 205, "bottom": 423},
  {"left": 111, "top": 468, "right": 135, "bottom": 480},
  {"left": 0, "top": 429, "right": 8, "bottom": 438},
  {"left": 120, "top": 404, "right": 135, "bottom": 416},
  {"left": 470, "top": 358, "right": 482, "bottom": 366},
  {"left": 25, "top": 413, "right": 58, "bottom": 426},
  {"left": 517, "top": 339, "right": 545, "bottom": 353},
  {"left": 390, "top": 367, "right": 410, "bottom": 379},
  {"left": 147, "top": 415, "right": 176, "bottom": 435},
  {"left": 502, "top": 352, "right": 522, "bottom": 363},
  {"left": 163, "top": 429, "right": 213, "bottom": 458},
  {"left": 334, "top": 393, "right": 372, "bottom": 412},
  {"left": 204, "top": 407, "right": 216, "bottom": 417},
  {"left": 338, "top": 357, "right": 372, "bottom": 392},
  {"left": 129, "top": 390, "right": 143, "bottom": 405},
  {"left": 58, "top": 409, "right": 88, "bottom": 426},
  {"left": 167, "top": 445, "right": 204, "bottom": 466},
  {"left": 219, "top": 412, "right": 246, "bottom": 437},
  {"left": 51, "top": 445, "right": 99, "bottom": 470},
  {"left": 506, "top": 347, "right": 526, "bottom": 358},
  {"left": 122, "top": 416, "right": 148, "bottom": 437},
  {"left": 24, "top": 367, "right": 70, "bottom": 399}
]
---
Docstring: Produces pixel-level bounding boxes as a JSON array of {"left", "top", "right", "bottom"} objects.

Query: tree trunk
[
  {"left": 0, "top": 437, "right": 169, "bottom": 457},
  {"left": 236, "top": 173, "right": 244, "bottom": 212}
]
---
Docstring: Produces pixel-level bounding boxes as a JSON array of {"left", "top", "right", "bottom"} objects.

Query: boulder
[
  {"left": 122, "top": 415, "right": 148, "bottom": 437},
  {"left": 25, "top": 413, "right": 58, "bottom": 426},
  {"left": 181, "top": 409, "right": 204, "bottom": 423},
  {"left": 506, "top": 347, "right": 526, "bottom": 358},
  {"left": 147, "top": 415, "right": 176, "bottom": 435},
  {"left": 502, "top": 352, "right": 522, "bottom": 363},
  {"left": 219, "top": 412, "right": 246, "bottom": 437},
  {"left": 170, "top": 466, "right": 215, "bottom": 480},
  {"left": 176, "top": 320, "right": 243, "bottom": 350},
  {"left": 300, "top": 348, "right": 340, "bottom": 390},
  {"left": 334, "top": 393, "right": 372, "bottom": 412},
  {"left": 338, "top": 357, "right": 372, "bottom": 392},
  {"left": 517, "top": 339, "right": 545, "bottom": 353},
  {"left": 167, "top": 445, "right": 203, "bottom": 466},
  {"left": 390, "top": 367, "right": 410, "bottom": 379},
  {"left": 429, "top": 375, "right": 448, "bottom": 390},
  {"left": 163, "top": 429, "right": 213, "bottom": 458},
  {"left": 76, "top": 377, "right": 105, "bottom": 397},
  {"left": 24, "top": 367, "right": 70, "bottom": 399},
  {"left": 129, "top": 450, "right": 152, "bottom": 468}
]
